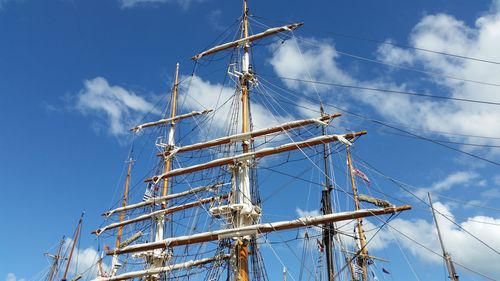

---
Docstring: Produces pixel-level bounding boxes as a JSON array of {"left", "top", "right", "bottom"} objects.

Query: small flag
[
  {"left": 353, "top": 167, "right": 370, "bottom": 186},
  {"left": 353, "top": 263, "right": 363, "bottom": 274},
  {"left": 143, "top": 184, "right": 158, "bottom": 201},
  {"left": 382, "top": 267, "right": 390, "bottom": 274},
  {"left": 316, "top": 239, "right": 324, "bottom": 252}
]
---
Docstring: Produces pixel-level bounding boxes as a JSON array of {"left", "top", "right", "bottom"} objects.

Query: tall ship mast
[{"left": 87, "top": 1, "right": 412, "bottom": 280}]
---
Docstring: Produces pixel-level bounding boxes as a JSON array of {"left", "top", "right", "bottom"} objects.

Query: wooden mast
[
  {"left": 238, "top": 1, "right": 251, "bottom": 280},
  {"left": 116, "top": 158, "right": 133, "bottom": 247},
  {"left": 346, "top": 147, "right": 369, "bottom": 281},
  {"left": 162, "top": 62, "right": 180, "bottom": 206},
  {"left": 46, "top": 236, "right": 65, "bottom": 281},
  {"left": 428, "top": 193, "right": 459, "bottom": 281},
  {"left": 110, "top": 158, "right": 133, "bottom": 276},
  {"left": 152, "top": 63, "right": 181, "bottom": 272},
  {"left": 319, "top": 105, "right": 335, "bottom": 281},
  {"left": 62, "top": 213, "right": 84, "bottom": 281}
]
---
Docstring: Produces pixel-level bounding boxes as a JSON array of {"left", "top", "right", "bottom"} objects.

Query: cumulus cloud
[
  {"left": 207, "top": 9, "right": 224, "bottom": 31},
  {"left": 295, "top": 208, "right": 322, "bottom": 250},
  {"left": 373, "top": 5, "right": 500, "bottom": 148},
  {"left": 60, "top": 238, "right": 109, "bottom": 280},
  {"left": 0, "top": 0, "right": 16, "bottom": 10},
  {"left": 411, "top": 171, "right": 480, "bottom": 200},
  {"left": 5, "top": 273, "right": 24, "bottom": 281},
  {"left": 72, "top": 74, "right": 294, "bottom": 144},
  {"left": 480, "top": 187, "right": 500, "bottom": 198},
  {"left": 179, "top": 75, "right": 292, "bottom": 139},
  {"left": 269, "top": 2, "right": 500, "bottom": 154},
  {"left": 119, "top": 0, "right": 202, "bottom": 9},
  {"left": 494, "top": 174, "right": 500, "bottom": 185},
  {"left": 431, "top": 171, "right": 479, "bottom": 191},
  {"left": 378, "top": 202, "right": 500, "bottom": 278},
  {"left": 75, "top": 77, "right": 160, "bottom": 136},
  {"left": 269, "top": 37, "right": 354, "bottom": 93}
]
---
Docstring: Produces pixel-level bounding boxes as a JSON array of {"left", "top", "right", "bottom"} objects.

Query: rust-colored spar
[
  {"left": 148, "top": 131, "right": 366, "bottom": 183},
  {"left": 115, "top": 158, "right": 133, "bottom": 249},
  {"left": 62, "top": 213, "right": 84, "bottom": 281},
  {"left": 157, "top": 114, "right": 341, "bottom": 158},
  {"left": 192, "top": 22, "right": 303, "bottom": 61},
  {"left": 108, "top": 204, "right": 411, "bottom": 255},
  {"left": 93, "top": 194, "right": 228, "bottom": 236}
]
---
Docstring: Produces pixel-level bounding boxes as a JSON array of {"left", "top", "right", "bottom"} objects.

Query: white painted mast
[{"left": 151, "top": 63, "right": 182, "bottom": 269}]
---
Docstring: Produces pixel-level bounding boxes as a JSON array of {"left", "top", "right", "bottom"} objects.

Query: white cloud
[
  {"left": 269, "top": 37, "right": 354, "bottom": 93},
  {"left": 296, "top": 208, "right": 321, "bottom": 218},
  {"left": 75, "top": 77, "right": 160, "bottom": 136},
  {"left": 372, "top": 4, "right": 500, "bottom": 149},
  {"left": 493, "top": 175, "right": 500, "bottom": 185},
  {"left": 378, "top": 202, "right": 500, "bottom": 278},
  {"left": 480, "top": 187, "right": 500, "bottom": 198},
  {"left": 477, "top": 179, "right": 487, "bottom": 187},
  {"left": 431, "top": 171, "right": 478, "bottom": 191},
  {"left": 295, "top": 208, "right": 322, "bottom": 250},
  {"left": 61, "top": 238, "right": 110, "bottom": 280},
  {"left": 119, "top": 0, "right": 202, "bottom": 9},
  {"left": 413, "top": 171, "right": 480, "bottom": 200},
  {"left": 5, "top": 273, "right": 24, "bottom": 281},
  {"left": 207, "top": 9, "right": 224, "bottom": 30},
  {"left": 0, "top": 0, "right": 15, "bottom": 10},
  {"left": 180, "top": 75, "right": 292, "bottom": 139},
  {"left": 269, "top": 2, "right": 500, "bottom": 155}
]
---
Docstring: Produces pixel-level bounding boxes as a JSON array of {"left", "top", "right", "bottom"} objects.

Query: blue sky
[{"left": 1, "top": 0, "right": 500, "bottom": 280}]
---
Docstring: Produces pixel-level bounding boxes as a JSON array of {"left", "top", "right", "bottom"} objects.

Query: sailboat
[{"left": 89, "top": 1, "right": 412, "bottom": 280}]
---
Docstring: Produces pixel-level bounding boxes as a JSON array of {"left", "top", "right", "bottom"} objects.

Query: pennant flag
[
  {"left": 353, "top": 167, "right": 371, "bottom": 186},
  {"left": 382, "top": 267, "right": 390, "bottom": 274}
]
